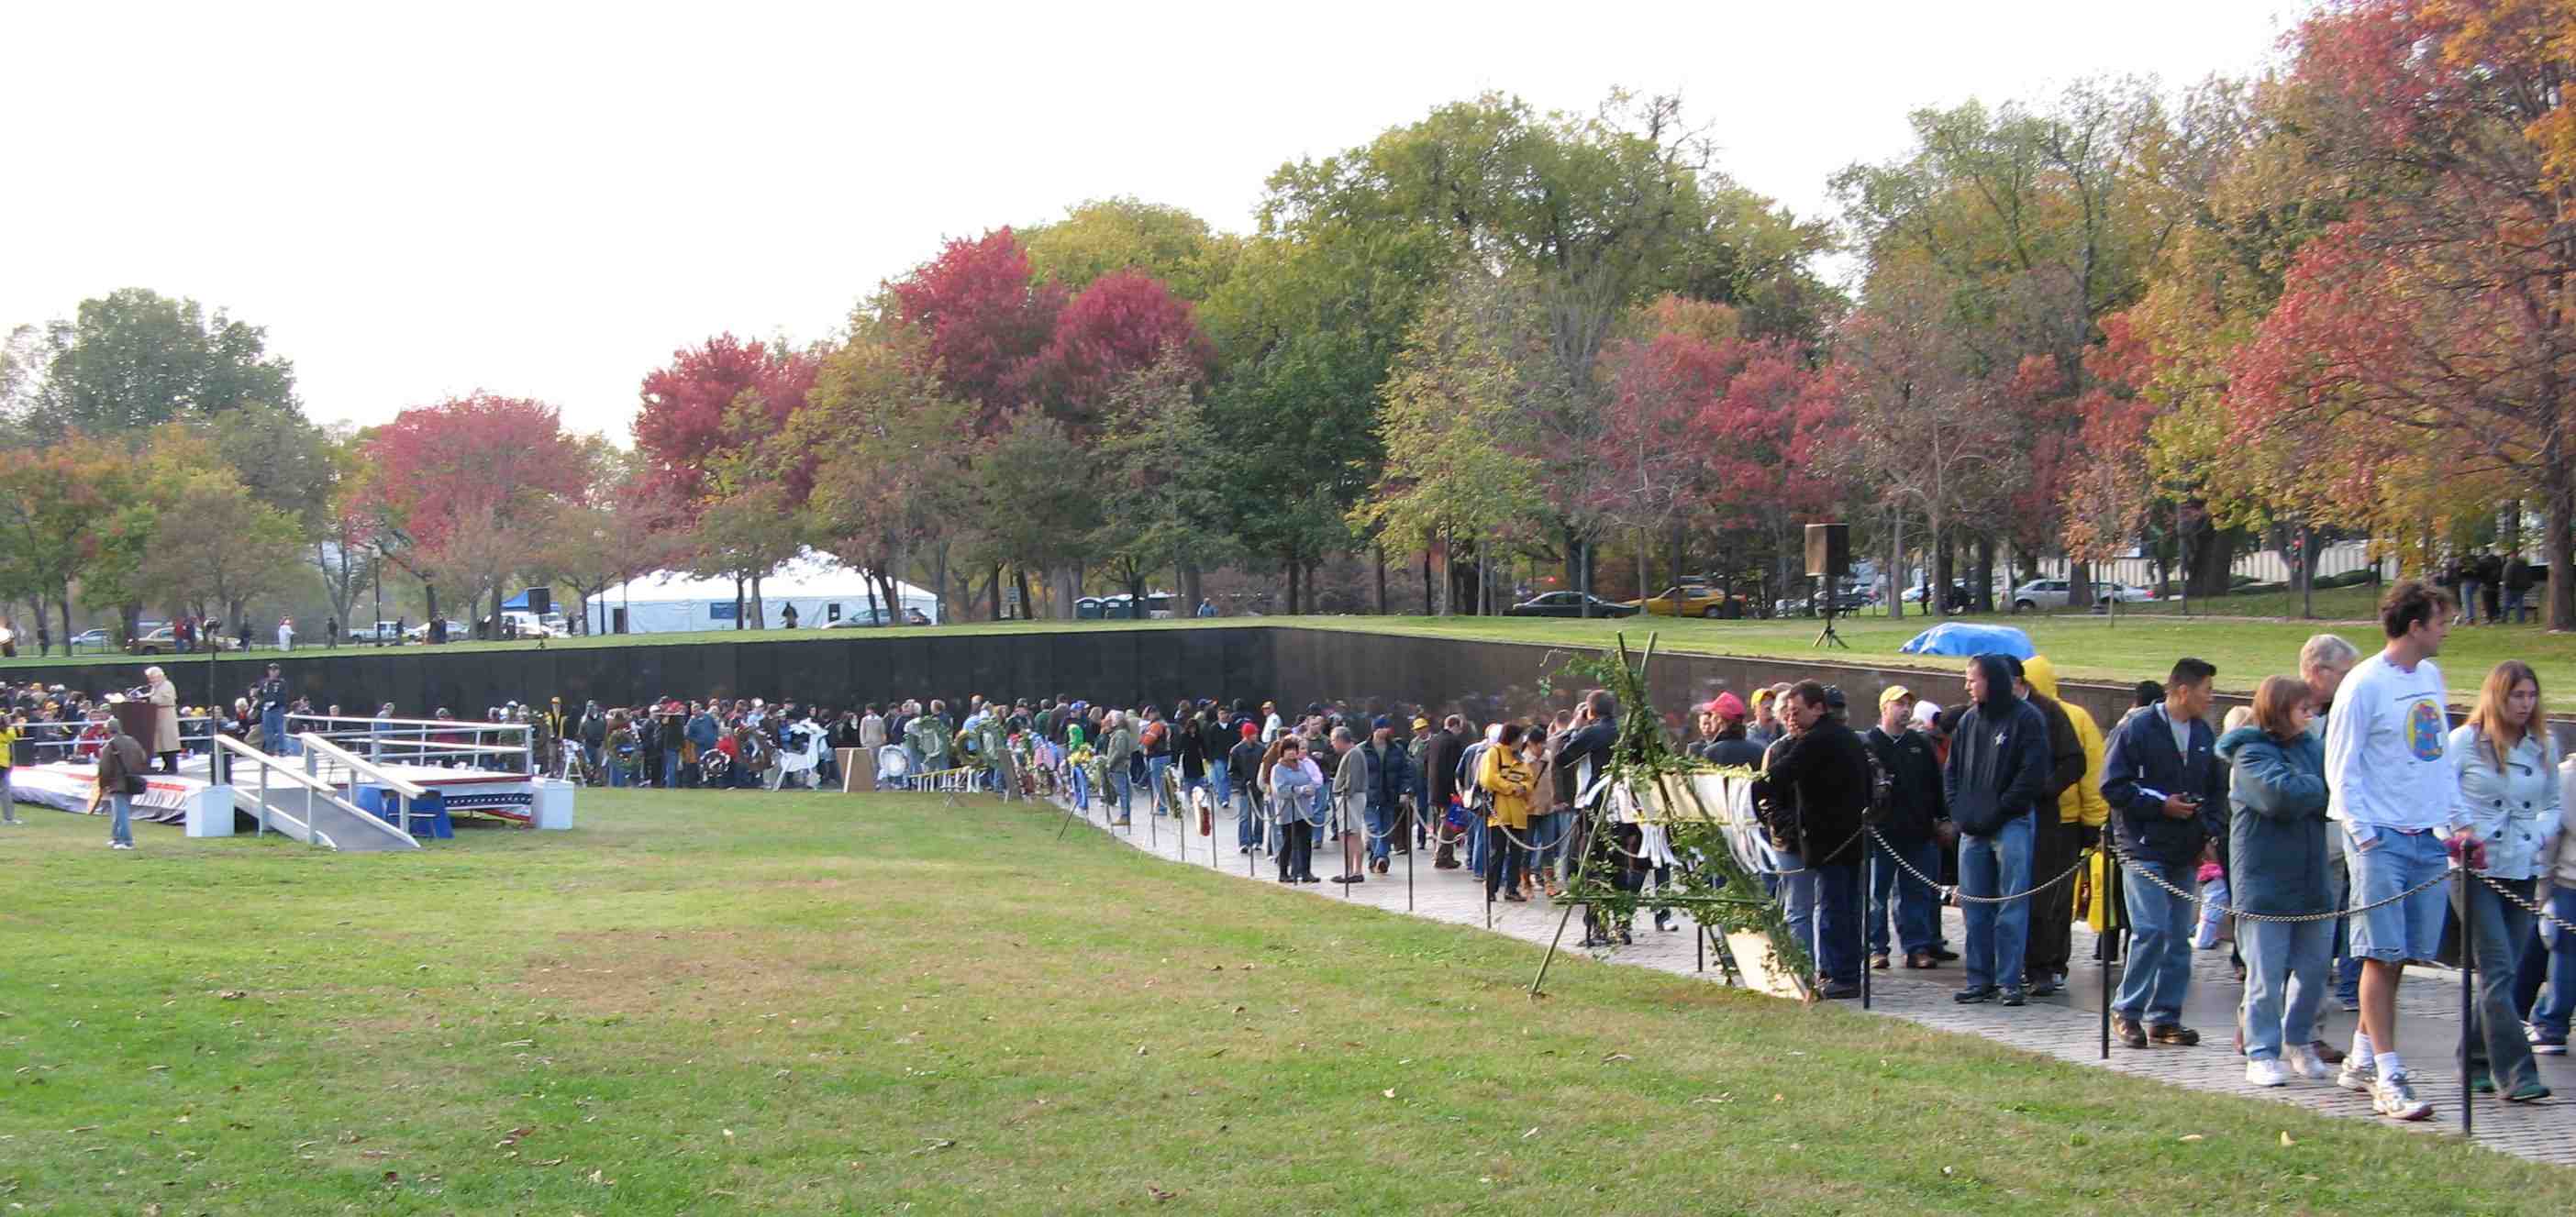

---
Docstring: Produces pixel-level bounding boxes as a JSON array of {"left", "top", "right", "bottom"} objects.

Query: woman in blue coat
[{"left": 2220, "top": 676, "right": 2335, "bottom": 1088}]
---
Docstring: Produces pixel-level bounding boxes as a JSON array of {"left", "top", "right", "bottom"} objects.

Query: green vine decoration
[{"left": 1549, "top": 633, "right": 1812, "bottom": 995}]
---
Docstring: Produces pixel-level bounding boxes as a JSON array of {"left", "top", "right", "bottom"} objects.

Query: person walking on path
[
  {"left": 2525, "top": 749, "right": 2576, "bottom": 1055},
  {"left": 2325, "top": 580, "right": 2459, "bottom": 1121},
  {"left": 2104, "top": 657, "right": 2228, "bottom": 1049},
  {"left": 2015, "top": 655, "right": 2106, "bottom": 997},
  {"left": 1944, "top": 654, "right": 2052, "bottom": 1006},
  {"left": 2446, "top": 660, "right": 2557, "bottom": 1102},
  {"left": 2220, "top": 676, "right": 2337, "bottom": 1087}
]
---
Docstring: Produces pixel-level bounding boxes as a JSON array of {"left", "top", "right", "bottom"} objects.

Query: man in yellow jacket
[{"left": 2018, "top": 655, "right": 2110, "bottom": 996}]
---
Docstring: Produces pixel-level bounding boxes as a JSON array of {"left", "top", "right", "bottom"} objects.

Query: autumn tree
[
  {"left": 0, "top": 433, "right": 138, "bottom": 647},
  {"left": 2232, "top": 0, "right": 2576, "bottom": 629},
  {"left": 351, "top": 393, "right": 597, "bottom": 631},
  {"left": 883, "top": 229, "right": 1065, "bottom": 433},
  {"left": 632, "top": 334, "right": 821, "bottom": 505},
  {"left": 798, "top": 322, "right": 976, "bottom": 625}
]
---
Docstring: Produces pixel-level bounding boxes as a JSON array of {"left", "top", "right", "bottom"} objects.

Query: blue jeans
[
  {"left": 2348, "top": 825, "right": 2448, "bottom": 962},
  {"left": 1868, "top": 835, "right": 1943, "bottom": 956},
  {"left": 2460, "top": 877, "right": 2541, "bottom": 1088},
  {"left": 1469, "top": 819, "right": 1490, "bottom": 877},
  {"left": 607, "top": 758, "right": 627, "bottom": 788},
  {"left": 1960, "top": 813, "right": 2035, "bottom": 991},
  {"left": 2114, "top": 858, "right": 2195, "bottom": 1025},
  {"left": 2528, "top": 887, "right": 2576, "bottom": 1041},
  {"left": 108, "top": 791, "right": 133, "bottom": 846},
  {"left": 661, "top": 748, "right": 681, "bottom": 788},
  {"left": 2330, "top": 852, "right": 2361, "bottom": 1006},
  {"left": 1760, "top": 839, "right": 1815, "bottom": 964},
  {"left": 2504, "top": 586, "right": 2529, "bottom": 623},
  {"left": 1365, "top": 801, "right": 1393, "bottom": 864},
  {"left": 2460, "top": 580, "right": 2483, "bottom": 622},
  {"left": 2, "top": 766, "right": 17, "bottom": 823},
  {"left": 261, "top": 706, "right": 285, "bottom": 755},
  {"left": 1109, "top": 768, "right": 1132, "bottom": 819},
  {"left": 1145, "top": 756, "right": 1173, "bottom": 814},
  {"left": 2239, "top": 913, "right": 2331, "bottom": 1059},
  {"left": 1069, "top": 765, "right": 1090, "bottom": 811},
  {"left": 1813, "top": 859, "right": 1863, "bottom": 986},
  {"left": 1235, "top": 789, "right": 1263, "bottom": 848}
]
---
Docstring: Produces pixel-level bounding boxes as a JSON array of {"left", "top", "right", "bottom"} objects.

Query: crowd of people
[{"left": 6, "top": 581, "right": 2571, "bottom": 1123}]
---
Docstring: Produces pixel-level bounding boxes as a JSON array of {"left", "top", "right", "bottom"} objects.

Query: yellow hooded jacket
[{"left": 2022, "top": 656, "right": 2109, "bottom": 828}]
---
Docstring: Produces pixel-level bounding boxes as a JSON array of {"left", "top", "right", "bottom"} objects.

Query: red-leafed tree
[
  {"left": 1011, "top": 270, "right": 1214, "bottom": 437},
  {"left": 1593, "top": 330, "right": 1728, "bottom": 601},
  {"left": 1697, "top": 340, "right": 1849, "bottom": 599},
  {"left": 883, "top": 228, "right": 1065, "bottom": 433},
  {"left": 352, "top": 393, "right": 598, "bottom": 631},
  {"left": 632, "top": 334, "right": 821, "bottom": 506},
  {"left": 2231, "top": 0, "right": 2576, "bottom": 629}
]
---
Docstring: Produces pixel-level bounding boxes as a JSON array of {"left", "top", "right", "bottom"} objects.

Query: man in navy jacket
[{"left": 2101, "top": 657, "right": 2229, "bottom": 1049}]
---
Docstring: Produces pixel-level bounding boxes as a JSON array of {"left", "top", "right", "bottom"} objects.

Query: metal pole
[
  {"left": 2101, "top": 846, "right": 2119, "bottom": 1060},
  {"left": 1406, "top": 809, "right": 1416, "bottom": 913},
  {"left": 2457, "top": 867, "right": 2474, "bottom": 1137},
  {"left": 1862, "top": 847, "right": 1876, "bottom": 1011}
]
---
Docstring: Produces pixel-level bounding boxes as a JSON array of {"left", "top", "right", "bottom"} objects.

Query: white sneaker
[
  {"left": 2336, "top": 1057, "right": 2377, "bottom": 1093},
  {"left": 2246, "top": 1058, "right": 2290, "bottom": 1087},
  {"left": 2373, "top": 1074, "right": 2433, "bottom": 1121},
  {"left": 2282, "top": 1045, "right": 2332, "bottom": 1081}
]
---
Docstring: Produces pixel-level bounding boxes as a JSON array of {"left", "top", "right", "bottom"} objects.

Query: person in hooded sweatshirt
[
  {"left": 2015, "top": 655, "right": 2111, "bottom": 997},
  {"left": 1943, "top": 653, "right": 2053, "bottom": 1006}
]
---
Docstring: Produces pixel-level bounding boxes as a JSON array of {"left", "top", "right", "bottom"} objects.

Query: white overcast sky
[{"left": 4, "top": 1, "right": 2301, "bottom": 442}]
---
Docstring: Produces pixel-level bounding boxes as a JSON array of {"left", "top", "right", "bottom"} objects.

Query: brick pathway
[{"left": 1044, "top": 788, "right": 2576, "bottom": 1166}]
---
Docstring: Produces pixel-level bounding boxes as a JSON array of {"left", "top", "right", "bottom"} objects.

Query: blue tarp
[
  {"left": 1897, "top": 622, "right": 2036, "bottom": 660},
  {"left": 501, "top": 591, "right": 529, "bottom": 610}
]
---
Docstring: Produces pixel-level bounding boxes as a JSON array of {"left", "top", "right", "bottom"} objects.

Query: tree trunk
[
  {"left": 2183, "top": 509, "right": 2237, "bottom": 600},
  {"left": 1179, "top": 561, "right": 1203, "bottom": 618},
  {"left": 732, "top": 577, "right": 745, "bottom": 630},
  {"left": 1015, "top": 568, "right": 1036, "bottom": 621},
  {"left": 2543, "top": 434, "right": 2575, "bottom": 632},
  {"left": 1934, "top": 524, "right": 1954, "bottom": 617},
  {"left": 1668, "top": 521, "right": 1687, "bottom": 592},
  {"left": 1372, "top": 544, "right": 1387, "bottom": 615},
  {"left": 1636, "top": 527, "right": 1650, "bottom": 605},
  {"left": 753, "top": 575, "right": 769, "bottom": 628},
  {"left": 2068, "top": 559, "right": 2092, "bottom": 614},
  {"left": 1887, "top": 511, "right": 1904, "bottom": 621},
  {"left": 1421, "top": 538, "right": 1434, "bottom": 616},
  {"left": 1972, "top": 536, "right": 1996, "bottom": 613}
]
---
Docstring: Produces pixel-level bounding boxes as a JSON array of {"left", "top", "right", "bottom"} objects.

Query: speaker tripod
[{"left": 1813, "top": 603, "right": 1850, "bottom": 649}]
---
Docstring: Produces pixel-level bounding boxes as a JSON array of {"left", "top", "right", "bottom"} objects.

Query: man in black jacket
[
  {"left": 1421, "top": 716, "right": 1467, "bottom": 868},
  {"left": 1864, "top": 686, "right": 1949, "bottom": 970},
  {"left": 1760, "top": 680, "right": 1874, "bottom": 998},
  {"left": 1943, "top": 654, "right": 2052, "bottom": 1006},
  {"left": 2102, "top": 657, "right": 2228, "bottom": 1048}
]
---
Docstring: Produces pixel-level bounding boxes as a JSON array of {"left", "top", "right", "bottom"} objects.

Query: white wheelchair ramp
[{"left": 217, "top": 736, "right": 420, "bottom": 852}]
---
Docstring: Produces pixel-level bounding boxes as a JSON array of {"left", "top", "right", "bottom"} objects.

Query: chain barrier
[
  {"left": 2104, "top": 837, "right": 2452, "bottom": 924},
  {"left": 2471, "top": 871, "right": 2576, "bottom": 938},
  {"left": 1863, "top": 826, "right": 2092, "bottom": 905}
]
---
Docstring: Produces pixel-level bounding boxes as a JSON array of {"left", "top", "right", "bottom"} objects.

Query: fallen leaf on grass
[
  {"left": 1601, "top": 1053, "right": 1634, "bottom": 1064},
  {"left": 1148, "top": 1184, "right": 1177, "bottom": 1202},
  {"left": 588, "top": 1168, "right": 615, "bottom": 1186},
  {"left": 499, "top": 1039, "right": 534, "bottom": 1048},
  {"left": 68, "top": 1126, "right": 99, "bottom": 1134},
  {"left": 2279, "top": 1132, "right": 2296, "bottom": 1147},
  {"left": 913, "top": 1138, "right": 956, "bottom": 1155},
  {"left": 532, "top": 1157, "right": 565, "bottom": 1167},
  {"left": 1382, "top": 1090, "right": 1397, "bottom": 1099},
  {"left": 380, "top": 1170, "right": 399, "bottom": 1183},
  {"left": 1520, "top": 1127, "right": 1539, "bottom": 1140},
  {"left": 2178, "top": 1134, "right": 2204, "bottom": 1144}
]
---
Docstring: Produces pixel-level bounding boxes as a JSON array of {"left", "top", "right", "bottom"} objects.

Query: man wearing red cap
[{"left": 1695, "top": 693, "right": 1763, "bottom": 768}]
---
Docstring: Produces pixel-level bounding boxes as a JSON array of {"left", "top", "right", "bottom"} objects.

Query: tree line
[{"left": 5, "top": 0, "right": 2569, "bottom": 639}]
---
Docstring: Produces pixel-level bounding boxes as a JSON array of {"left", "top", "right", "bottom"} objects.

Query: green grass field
[
  {"left": 9, "top": 605, "right": 2571, "bottom": 710},
  {"left": 6, "top": 790, "right": 2571, "bottom": 1213}
]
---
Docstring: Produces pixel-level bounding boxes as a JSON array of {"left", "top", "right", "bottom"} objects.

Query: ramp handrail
[
  {"left": 295, "top": 732, "right": 427, "bottom": 798},
  {"left": 215, "top": 735, "right": 419, "bottom": 851}
]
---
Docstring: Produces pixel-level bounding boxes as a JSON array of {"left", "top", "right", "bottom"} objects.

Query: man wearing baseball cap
[{"left": 1865, "top": 685, "right": 1952, "bottom": 969}]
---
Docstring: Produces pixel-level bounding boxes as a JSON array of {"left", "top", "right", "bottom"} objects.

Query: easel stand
[{"left": 1814, "top": 603, "right": 1849, "bottom": 649}]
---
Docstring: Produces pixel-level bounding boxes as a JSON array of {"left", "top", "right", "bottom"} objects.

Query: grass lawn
[
  {"left": 6, "top": 790, "right": 2571, "bottom": 1214},
  {"left": 8, "top": 604, "right": 2570, "bottom": 710}
]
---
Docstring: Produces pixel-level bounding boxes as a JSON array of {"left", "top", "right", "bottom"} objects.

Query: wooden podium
[
  {"left": 838, "top": 748, "right": 873, "bottom": 792},
  {"left": 112, "top": 700, "right": 158, "bottom": 748}
]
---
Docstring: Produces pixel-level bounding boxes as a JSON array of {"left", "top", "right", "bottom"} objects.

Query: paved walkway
[{"left": 1044, "top": 787, "right": 2576, "bottom": 1166}]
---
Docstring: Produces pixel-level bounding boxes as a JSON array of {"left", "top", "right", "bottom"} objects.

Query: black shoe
[
  {"left": 1953, "top": 986, "right": 1997, "bottom": 1004},
  {"left": 2148, "top": 1023, "right": 2201, "bottom": 1046},
  {"left": 1820, "top": 980, "right": 1862, "bottom": 1000},
  {"left": 1655, "top": 913, "right": 1676, "bottom": 933},
  {"left": 2027, "top": 976, "right": 2060, "bottom": 997},
  {"left": 1929, "top": 946, "right": 1960, "bottom": 962},
  {"left": 2114, "top": 1016, "right": 2149, "bottom": 1049},
  {"left": 1868, "top": 952, "right": 1891, "bottom": 971},
  {"left": 2000, "top": 987, "right": 2027, "bottom": 1007}
]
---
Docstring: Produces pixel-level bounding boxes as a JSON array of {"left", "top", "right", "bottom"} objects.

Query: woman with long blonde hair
[{"left": 2448, "top": 660, "right": 2559, "bottom": 1102}]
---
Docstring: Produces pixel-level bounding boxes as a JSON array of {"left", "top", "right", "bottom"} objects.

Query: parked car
[
  {"left": 1504, "top": 592, "right": 1638, "bottom": 618},
  {"left": 403, "top": 618, "right": 467, "bottom": 643},
  {"left": 1626, "top": 584, "right": 1730, "bottom": 618},
  {"left": 2008, "top": 579, "right": 2158, "bottom": 613},
  {"left": 126, "top": 625, "right": 234, "bottom": 655},
  {"left": 69, "top": 627, "right": 116, "bottom": 653}
]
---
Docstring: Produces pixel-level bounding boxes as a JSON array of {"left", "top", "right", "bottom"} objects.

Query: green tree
[
  {"left": 36, "top": 288, "right": 297, "bottom": 435},
  {"left": 1020, "top": 197, "right": 1229, "bottom": 301},
  {"left": 1089, "top": 351, "right": 1233, "bottom": 610}
]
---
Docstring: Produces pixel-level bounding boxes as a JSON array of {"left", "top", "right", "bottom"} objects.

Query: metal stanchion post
[
  {"left": 2101, "top": 849, "right": 2119, "bottom": 1060},
  {"left": 1406, "top": 811, "right": 1416, "bottom": 913},
  {"left": 1862, "top": 848, "right": 1876, "bottom": 1011},
  {"left": 2457, "top": 866, "right": 2474, "bottom": 1137}
]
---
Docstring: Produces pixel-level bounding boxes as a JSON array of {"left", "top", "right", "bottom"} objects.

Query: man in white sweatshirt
[{"left": 2324, "top": 580, "right": 2464, "bottom": 1121}]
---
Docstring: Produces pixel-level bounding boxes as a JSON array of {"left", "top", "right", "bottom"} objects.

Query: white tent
[{"left": 585, "top": 549, "right": 942, "bottom": 634}]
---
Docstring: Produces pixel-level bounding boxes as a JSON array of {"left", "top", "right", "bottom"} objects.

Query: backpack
[
  {"left": 1863, "top": 731, "right": 1898, "bottom": 827},
  {"left": 1457, "top": 741, "right": 1493, "bottom": 814}
]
